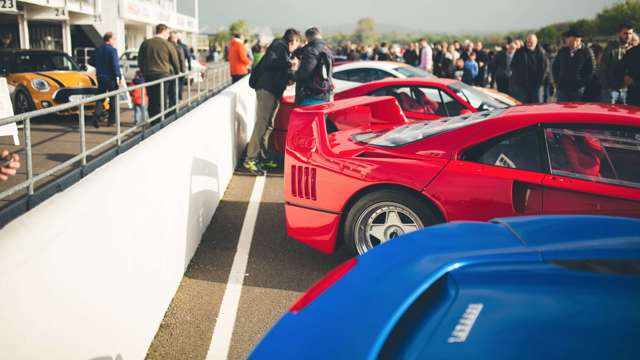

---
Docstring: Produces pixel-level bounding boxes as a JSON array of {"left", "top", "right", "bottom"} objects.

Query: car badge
[{"left": 448, "top": 303, "right": 483, "bottom": 343}]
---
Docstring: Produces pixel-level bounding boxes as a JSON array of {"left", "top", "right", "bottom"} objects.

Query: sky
[{"left": 179, "top": 0, "right": 621, "bottom": 34}]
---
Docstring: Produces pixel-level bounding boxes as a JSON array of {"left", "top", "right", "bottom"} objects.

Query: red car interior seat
[
  {"left": 397, "top": 92, "right": 423, "bottom": 113},
  {"left": 416, "top": 92, "right": 440, "bottom": 114},
  {"left": 559, "top": 132, "right": 604, "bottom": 178}
]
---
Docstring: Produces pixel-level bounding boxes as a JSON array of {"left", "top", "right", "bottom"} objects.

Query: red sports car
[
  {"left": 284, "top": 96, "right": 640, "bottom": 255},
  {"left": 270, "top": 78, "right": 517, "bottom": 153}
]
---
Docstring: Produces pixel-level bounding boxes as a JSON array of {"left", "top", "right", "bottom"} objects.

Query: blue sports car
[{"left": 250, "top": 216, "right": 640, "bottom": 360}]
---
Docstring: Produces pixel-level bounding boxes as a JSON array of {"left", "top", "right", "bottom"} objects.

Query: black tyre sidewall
[
  {"left": 15, "top": 89, "right": 35, "bottom": 114},
  {"left": 343, "top": 189, "right": 439, "bottom": 255}
]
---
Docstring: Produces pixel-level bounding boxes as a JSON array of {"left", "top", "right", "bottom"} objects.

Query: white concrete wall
[{"left": 0, "top": 79, "right": 256, "bottom": 360}]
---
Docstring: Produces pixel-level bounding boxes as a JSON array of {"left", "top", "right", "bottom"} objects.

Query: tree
[
  {"left": 596, "top": 0, "right": 640, "bottom": 34},
  {"left": 572, "top": 19, "right": 598, "bottom": 39},
  {"left": 229, "top": 20, "right": 250, "bottom": 37},
  {"left": 353, "top": 17, "right": 378, "bottom": 45}
]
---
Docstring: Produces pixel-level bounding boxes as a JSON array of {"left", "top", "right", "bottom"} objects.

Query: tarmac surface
[{"left": 145, "top": 169, "right": 351, "bottom": 360}]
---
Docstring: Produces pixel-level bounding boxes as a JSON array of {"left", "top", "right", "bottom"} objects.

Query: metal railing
[{"left": 0, "top": 62, "right": 232, "bottom": 204}]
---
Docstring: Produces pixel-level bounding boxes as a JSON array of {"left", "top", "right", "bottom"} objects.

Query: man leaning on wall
[{"left": 243, "top": 29, "right": 301, "bottom": 176}]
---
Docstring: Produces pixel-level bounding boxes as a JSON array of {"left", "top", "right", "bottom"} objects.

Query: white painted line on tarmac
[{"left": 206, "top": 175, "right": 267, "bottom": 360}]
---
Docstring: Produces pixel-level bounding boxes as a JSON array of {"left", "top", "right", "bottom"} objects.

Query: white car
[
  {"left": 332, "top": 61, "right": 435, "bottom": 91},
  {"left": 119, "top": 50, "right": 140, "bottom": 81},
  {"left": 119, "top": 50, "right": 205, "bottom": 83}
]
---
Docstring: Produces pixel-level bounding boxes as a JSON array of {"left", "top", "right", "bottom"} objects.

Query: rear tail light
[{"left": 289, "top": 258, "right": 358, "bottom": 314}]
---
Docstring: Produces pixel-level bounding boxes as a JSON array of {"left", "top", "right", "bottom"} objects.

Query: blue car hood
[{"left": 250, "top": 216, "right": 640, "bottom": 360}]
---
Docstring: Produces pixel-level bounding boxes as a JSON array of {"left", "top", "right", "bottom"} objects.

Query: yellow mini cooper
[{"left": 0, "top": 49, "right": 107, "bottom": 115}]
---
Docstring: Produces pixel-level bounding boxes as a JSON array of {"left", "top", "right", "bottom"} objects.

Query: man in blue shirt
[{"left": 92, "top": 32, "right": 122, "bottom": 128}]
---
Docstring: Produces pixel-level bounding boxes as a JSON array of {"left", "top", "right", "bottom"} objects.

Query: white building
[
  {"left": 0, "top": 0, "right": 199, "bottom": 56},
  {"left": 97, "top": 0, "right": 199, "bottom": 54}
]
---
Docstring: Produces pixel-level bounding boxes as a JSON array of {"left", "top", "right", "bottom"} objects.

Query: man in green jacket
[
  {"left": 599, "top": 23, "right": 635, "bottom": 104},
  {"left": 138, "top": 23, "right": 181, "bottom": 122}
]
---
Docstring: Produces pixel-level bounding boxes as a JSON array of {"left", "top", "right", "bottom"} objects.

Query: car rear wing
[{"left": 286, "top": 96, "right": 408, "bottom": 157}]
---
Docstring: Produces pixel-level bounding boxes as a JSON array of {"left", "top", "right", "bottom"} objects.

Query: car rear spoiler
[
  {"left": 292, "top": 96, "right": 407, "bottom": 130},
  {"left": 286, "top": 97, "right": 408, "bottom": 157}
]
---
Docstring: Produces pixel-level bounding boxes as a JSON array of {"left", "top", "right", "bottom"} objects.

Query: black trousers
[
  {"left": 496, "top": 77, "right": 511, "bottom": 95},
  {"left": 628, "top": 88, "right": 640, "bottom": 106},
  {"left": 94, "top": 77, "right": 118, "bottom": 123},
  {"left": 177, "top": 77, "right": 185, "bottom": 101},
  {"left": 146, "top": 74, "right": 175, "bottom": 121}
]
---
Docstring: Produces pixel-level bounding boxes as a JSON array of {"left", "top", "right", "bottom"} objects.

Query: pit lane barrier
[
  {"left": 0, "top": 74, "right": 258, "bottom": 359},
  {"left": 0, "top": 63, "right": 231, "bottom": 227}
]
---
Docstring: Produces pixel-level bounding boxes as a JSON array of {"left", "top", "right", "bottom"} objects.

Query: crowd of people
[
  {"left": 226, "top": 23, "right": 640, "bottom": 176},
  {"left": 330, "top": 24, "right": 640, "bottom": 106}
]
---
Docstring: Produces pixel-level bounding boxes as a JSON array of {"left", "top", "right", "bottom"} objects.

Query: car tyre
[
  {"left": 14, "top": 89, "right": 35, "bottom": 114},
  {"left": 343, "top": 189, "right": 440, "bottom": 255}
]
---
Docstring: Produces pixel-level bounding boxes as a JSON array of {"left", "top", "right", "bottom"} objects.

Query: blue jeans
[
  {"left": 134, "top": 105, "right": 148, "bottom": 125},
  {"left": 297, "top": 98, "right": 327, "bottom": 107}
]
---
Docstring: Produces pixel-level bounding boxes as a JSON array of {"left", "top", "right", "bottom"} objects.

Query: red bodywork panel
[{"left": 285, "top": 98, "right": 640, "bottom": 254}]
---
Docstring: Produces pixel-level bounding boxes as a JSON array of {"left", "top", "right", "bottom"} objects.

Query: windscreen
[
  {"left": 353, "top": 110, "right": 505, "bottom": 147},
  {"left": 14, "top": 52, "right": 80, "bottom": 73},
  {"left": 448, "top": 82, "right": 509, "bottom": 110}
]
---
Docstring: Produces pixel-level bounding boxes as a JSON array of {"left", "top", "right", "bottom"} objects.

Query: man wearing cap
[{"left": 552, "top": 29, "right": 595, "bottom": 102}]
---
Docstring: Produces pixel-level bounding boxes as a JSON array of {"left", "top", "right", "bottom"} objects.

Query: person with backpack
[
  {"left": 294, "top": 27, "right": 334, "bottom": 106},
  {"left": 243, "top": 29, "right": 301, "bottom": 176}
]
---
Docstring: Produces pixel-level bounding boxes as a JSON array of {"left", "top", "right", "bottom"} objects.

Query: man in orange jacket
[{"left": 228, "top": 33, "right": 252, "bottom": 83}]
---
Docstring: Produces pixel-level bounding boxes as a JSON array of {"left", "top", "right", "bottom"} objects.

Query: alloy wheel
[{"left": 353, "top": 202, "right": 424, "bottom": 254}]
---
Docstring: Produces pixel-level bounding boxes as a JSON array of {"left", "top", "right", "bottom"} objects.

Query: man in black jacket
[
  {"left": 510, "top": 34, "right": 547, "bottom": 103},
  {"left": 294, "top": 27, "right": 334, "bottom": 106},
  {"left": 473, "top": 42, "right": 490, "bottom": 87},
  {"left": 491, "top": 42, "right": 517, "bottom": 95},
  {"left": 623, "top": 43, "right": 640, "bottom": 106},
  {"left": 552, "top": 29, "right": 595, "bottom": 102},
  {"left": 243, "top": 29, "right": 301, "bottom": 175}
]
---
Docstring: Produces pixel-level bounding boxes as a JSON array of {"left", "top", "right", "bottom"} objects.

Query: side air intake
[{"left": 291, "top": 165, "right": 317, "bottom": 200}]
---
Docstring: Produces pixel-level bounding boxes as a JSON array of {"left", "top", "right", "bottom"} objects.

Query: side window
[
  {"left": 333, "top": 69, "right": 353, "bottom": 81},
  {"left": 463, "top": 127, "right": 543, "bottom": 173},
  {"left": 414, "top": 87, "right": 448, "bottom": 116},
  {"left": 545, "top": 127, "right": 640, "bottom": 188},
  {"left": 370, "top": 86, "right": 423, "bottom": 113},
  {"left": 439, "top": 91, "right": 465, "bottom": 116},
  {"left": 350, "top": 69, "right": 388, "bottom": 83},
  {"left": 370, "top": 69, "right": 392, "bottom": 81}
]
